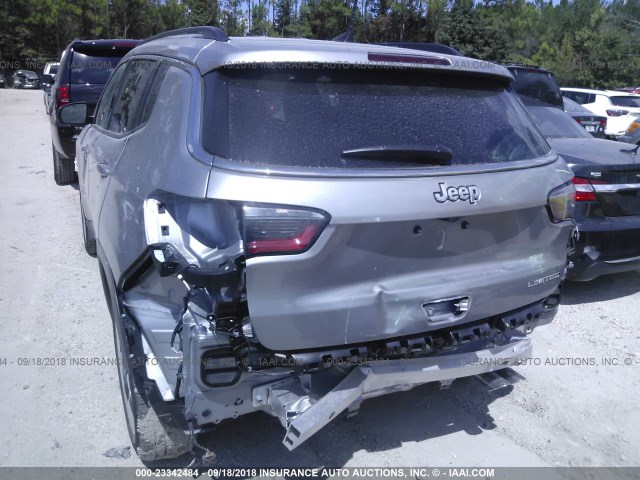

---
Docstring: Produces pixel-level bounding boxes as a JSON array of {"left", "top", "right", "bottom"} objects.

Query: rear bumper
[
  {"left": 277, "top": 334, "right": 535, "bottom": 450},
  {"left": 568, "top": 255, "right": 640, "bottom": 281},
  {"left": 247, "top": 299, "right": 558, "bottom": 451},
  {"left": 569, "top": 226, "right": 640, "bottom": 281},
  {"left": 14, "top": 83, "right": 40, "bottom": 89}
]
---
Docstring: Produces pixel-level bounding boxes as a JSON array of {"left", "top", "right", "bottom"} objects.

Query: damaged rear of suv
[{"left": 70, "top": 27, "right": 575, "bottom": 462}]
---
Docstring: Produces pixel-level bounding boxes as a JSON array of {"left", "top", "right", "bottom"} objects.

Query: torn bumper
[{"left": 257, "top": 336, "right": 533, "bottom": 451}]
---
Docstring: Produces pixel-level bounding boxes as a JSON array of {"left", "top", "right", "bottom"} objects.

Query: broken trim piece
[
  {"left": 141, "top": 333, "right": 176, "bottom": 402},
  {"left": 279, "top": 337, "right": 532, "bottom": 450}
]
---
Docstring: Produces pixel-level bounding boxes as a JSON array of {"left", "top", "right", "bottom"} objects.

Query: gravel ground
[{"left": 1, "top": 89, "right": 639, "bottom": 470}]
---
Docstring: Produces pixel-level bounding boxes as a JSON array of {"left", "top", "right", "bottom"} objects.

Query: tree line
[{"left": 0, "top": 0, "right": 638, "bottom": 88}]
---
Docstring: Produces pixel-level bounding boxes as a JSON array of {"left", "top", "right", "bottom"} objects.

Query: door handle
[
  {"left": 97, "top": 163, "right": 111, "bottom": 177},
  {"left": 81, "top": 146, "right": 89, "bottom": 154}
]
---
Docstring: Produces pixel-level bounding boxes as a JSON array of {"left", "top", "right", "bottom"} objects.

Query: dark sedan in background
[
  {"left": 526, "top": 99, "right": 640, "bottom": 281},
  {"left": 11, "top": 70, "right": 40, "bottom": 89},
  {"left": 563, "top": 96, "right": 607, "bottom": 138}
]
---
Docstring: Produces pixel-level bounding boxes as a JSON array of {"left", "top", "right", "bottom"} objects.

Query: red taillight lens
[
  {"left": 606, "top": 109, "right": 629, "bottom": 117},
  {"left": 242, "top": 205, "right": 330, "bottom": 257},
  {"left": 572, "top": 177, "right": 607, "bottom": 202},
  {"left": 600, "top": 118, "right": 607, "bottom": 128},
  {"left": 56, "top": 85, "right": 70, "bottom": 109},
  {"left": 547, "top": 182, "right": 575, "bottom": 223}
]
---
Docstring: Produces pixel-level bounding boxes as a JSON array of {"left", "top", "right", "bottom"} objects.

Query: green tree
[
  {"left": 186, "top": 0, "right": 220, "bottom": 26},
  {"left": 437, "top": 0, "right": 508, "bottom": 59}
]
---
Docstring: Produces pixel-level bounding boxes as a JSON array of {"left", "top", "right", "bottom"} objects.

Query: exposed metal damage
[{"left": 116, "top": 196, "right": 565, "bottom": 456}]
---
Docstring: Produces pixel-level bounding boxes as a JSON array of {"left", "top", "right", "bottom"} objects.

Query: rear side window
[
  {"left": 610, "top": 96, "right": 640, "bottom": 108},
  {"left": 140, "top": 64, "right": 169, "bottom": 124},
  {"left": 98, "top": 60, "right": 158, "bottom": 135},
  {"left": 94, "top": 63, "right": 129, "bottom": 130},
  {"left": 203, "top": 67, "right": 550, "bottom": 169},
  {"left": 527, "top": 106, "right": 591, "bottom": 139},
  {"left": 563, "top": 91, "right": 592, "bottom": 105}
]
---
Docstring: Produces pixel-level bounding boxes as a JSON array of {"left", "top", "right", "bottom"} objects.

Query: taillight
[
  {"left": 606, "top": 109, "right": 629, "bottom": 117},
  {"left": 627, "top": 120, "right": 640, "bottom": 134},
  {"left": 56, "top": 85, "right": 70, "bottom": 109},
  {"left": 242, "top": 205, "right": 330, "bottom": 257},
  {"left": 571, "top": 177, "right": 608, "bottom": 202},
  {"left": 547, "top": 182, "right": 575, "bottom": 223},
  {"left": 600, "top": 118, "right": 607, "bottom": 128}
]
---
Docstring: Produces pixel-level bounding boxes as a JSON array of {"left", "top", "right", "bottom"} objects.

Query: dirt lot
[{"left": 1, "top": 88, "right": 639, "bottom": 469}]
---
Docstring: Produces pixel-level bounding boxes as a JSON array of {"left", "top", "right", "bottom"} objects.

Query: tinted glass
[
  {"left": 610, "top": 96, "right": 640, "bottom": 108},
  {"left": 140, "top": 64, "right": 168, "bottom": 124},
  {"left": 105, "top": 60, "right": 157, "bottom": 134},
  {"left": 509, "top": 69, "right": 563, "bottom": 108},
  {"left": 94, "top": 63, "right": 129, "bottom": 130},
  {"left": 204, "top": 67, "right": 550, "bottom": 169},
  {"left": 49, "top": 65, "right": 59, "bottom": 75},
  {"left": 563, "top": 97, "right": 591, "bottom": 114},
  {"left": 70, "top": 50, "right": 128, "bottom": 85},
  {"left": 527, "top": 105, "right": 591, "bottom": 139},
  {"left": 562, "top": 91, "right": 591, "bottom": 105}
]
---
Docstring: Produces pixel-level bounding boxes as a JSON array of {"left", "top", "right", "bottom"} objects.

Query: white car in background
[{"left": 561, "top": 87, "right": 640, "bottom": 139}]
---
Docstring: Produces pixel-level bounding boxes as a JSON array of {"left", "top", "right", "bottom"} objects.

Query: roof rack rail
[{"left": 140, "top": 26, "right": 229, "bottom": 45}]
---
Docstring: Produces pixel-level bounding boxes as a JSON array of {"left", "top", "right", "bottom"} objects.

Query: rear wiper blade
[{"left": 341, "top": 145, "right": 453, "bottom": 165}]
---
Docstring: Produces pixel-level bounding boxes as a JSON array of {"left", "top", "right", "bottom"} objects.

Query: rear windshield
[
  {"left": 203, "top": 67, "right": 550, "bottom": 169},
  {"left": 527, "top": 105, "right": 591, "bottom": 139},
  {"left": 70, "top": 49, "right": 128, "bottom": 85},
  {"left": 49, "top": 65, "right": 59, "bottom": 75},
  {"left": 563, "top": 97, "right": 590, "bottom": 114},
  {"left": 610, "top": 96, "right": 640, "bottom": 108},
  {"left": 509, "top": 69, "right": 563, "bottom": 109}
]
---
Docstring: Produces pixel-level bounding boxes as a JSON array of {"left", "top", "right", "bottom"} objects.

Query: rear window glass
[
  {"left": 203, "top": 67, "right": 550, "bottom": 169},
  {"left": 49, "top": 65, "right": 59, "bottom": 75},
  {"left": 70, "top": 50, "right": 128, "bottom": 85},
  {"left": 509, "top": 69, "right": 563, "bottom": 108},
  {"left": 526, "top": 105, "right": 591, "bottom": 139},
  {"left": 610, "top": 96, "right": 640, "bottom": 108}
]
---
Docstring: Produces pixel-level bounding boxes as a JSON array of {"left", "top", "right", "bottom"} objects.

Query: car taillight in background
[
  {"left": 571, "top": 177, "right": 608, "bottom": 202},
  {"left": 56, "top": 85, "right": 70, "bottom": 109},
  {"left": 606, "top": 109, "right": 629, "bottom": 117},
  {"left": 242, "top": 205, "right": 330, "bottom": 257},
  {"left": 547, "top": 182, "right": 575, "bottom": 223},
  {"left": 627, "top": 119, "right": 640, "bottom": 134},
  {"left": 599, "top": 118, "right": 607, "bottom": 129}
]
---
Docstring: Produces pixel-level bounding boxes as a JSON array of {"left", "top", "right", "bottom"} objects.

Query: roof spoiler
[{"left": 141, "top": 26, "right": 229, "bottom": 46}]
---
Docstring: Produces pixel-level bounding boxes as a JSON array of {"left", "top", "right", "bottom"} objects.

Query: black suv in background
[
  {"left": 502, "top": 63, "right": 564, "bottom": 109},
  {"left": 48, "top": 39, "right": 140, "bottom": 185}
]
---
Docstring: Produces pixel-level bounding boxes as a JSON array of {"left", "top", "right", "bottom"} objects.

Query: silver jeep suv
[{"left": 64, "top": 27, "right": 576, "bottom": 462}]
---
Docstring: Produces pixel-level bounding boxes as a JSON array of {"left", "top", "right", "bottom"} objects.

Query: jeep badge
[{"left": 433, "top": 182, "right": 481, "bottom": 204}]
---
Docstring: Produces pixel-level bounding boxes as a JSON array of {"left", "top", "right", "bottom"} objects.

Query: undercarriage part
[
  {"left": 273, "top": 336, "right": 533, "bottom": 451},
  {"left": 252, "top": 378, "right": 313, "bottom": 429},
  {"left": 200, "top": 348, "right": 242, "bottom": 387},
  {"left": 474, "top": 368, "right": 526, "bottom": 393},
  {"left": 187, "top": 420, "right": 216, "bottom": 468},
  {"left": 438, "top": 379, "right": 454, "bottom": 390}
]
